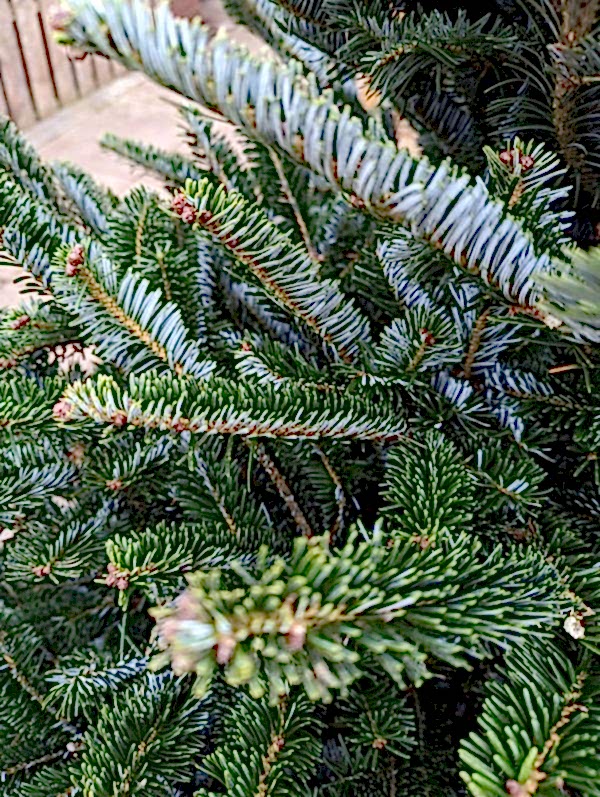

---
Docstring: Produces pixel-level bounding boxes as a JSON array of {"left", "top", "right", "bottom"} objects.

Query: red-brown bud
[
  {"left": 420, "top": 328, "right": 436, "bottom": 346},
  {"left": 104, "top": 562, "right": 129, "bottom": 590},
  {"left": 10, "top": 315, "right": 30, "bottom": 330},
  {"left": 105, "top": 478, "right": 123, "bottom": 491},
  {"left": 519, "top": 153, "right": 535, "bottom": 171},
  {"left": 66, "top": 442, "right": 85, "bottom": 466},
  {"left": 111, "top": 410, "right": 128, "bottom": 428},
  {"left": 171, "top": 192, "right": 198, "bottom": 224},
  {"left": 180, "top": 205, "right": 197, "bottom": 225},
  {"left": 171, "top": 193, "right": 188, "bottom": 212},
  {"left": 52, "top": 399, "right": 73, "bottom": 421},
  {"left": 48, "top": 4, "right": 73, "bottom": 31},
  {"left": 65, "top": 243, "right": 85, "bottom": 276}
]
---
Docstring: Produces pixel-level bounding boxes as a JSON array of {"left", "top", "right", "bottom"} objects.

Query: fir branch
[
  {"left": 197, "top": 691, "right": 322, "bottom": 796},
  {"left": 101, "top": 132, "right": 205, "bottom": 185},
  {"left": 0, "top": 117, "right": 60, "bottom": 204},
  {"left": 177, "top": 177, "right": 371, "bottom": 362},
  {"left": 459, "top": 641, "right": 600, "bottom": 797},
  {"left": 0, "top": 1, "right": 598, "bottom": 791},
  {"left": 172, "top": 443, "right": 275, "bottom": 551},
  {"left": 44, "top": 654, "right": 148, "bottom": 721},
  {"left": 152, "top": 527, "right": 569, "bottom": 702},
  {"left": 381, "top": 430, "right": 475, "bottom": 546},
  {"left": 551, "top": 2, "right": 600, "bottom": 195},
  {"left": 52, "top": 160, "right": 117, "bottom": 235},
  {"left": 0, "top": 375, "right": 65, "bottom": 431},
  {"left": 77, "top": 674, "right": 209, "bottom": 796},
  {"left": 51, "top": 241, "right": 215, "bottom": 378},
  {"left": 104, "top": 521, "right": 248, "bottom": 605},
  {"left": 55, "top": 0, "right": 594, "bottom": 336},
  {"left": 314, "top": 444, "right": 345, "bottom": 539},
  {"left": 62, "top": 373, "right": 408, "bottom": 441},
  {"left": 1, "top": 743, "right": 83, "bottom": 779},
  {"left": 463, "top": 307, "right": 492, "bottom": 379}
]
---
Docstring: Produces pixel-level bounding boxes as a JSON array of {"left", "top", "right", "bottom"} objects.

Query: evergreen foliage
[{"left": 0, "top": 0, "right": 599, "bottom": 794}]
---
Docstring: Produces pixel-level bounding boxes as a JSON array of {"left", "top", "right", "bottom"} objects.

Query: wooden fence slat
[
  {"left": 6, "top": 0, "right": 40, "bottom": 120},
  {"left": 36, "top": 4, "right": 60, "bottom": 103},
  {"left": 0, "top": 58, "right": 14, "bottom": 119},
  {"left": 0, "top": 0, "right": 118, "bottom": 127}
]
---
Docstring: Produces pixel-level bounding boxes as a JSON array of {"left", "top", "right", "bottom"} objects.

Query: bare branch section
[{"left": 254, "top": 442, "right": 315, "bottom": 537}]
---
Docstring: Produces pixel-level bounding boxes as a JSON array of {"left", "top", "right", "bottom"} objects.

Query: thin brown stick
[
  {"left": 268, "top": 147, "right": 321, "bottom": 263},
  {"left": 314, "top": 445, "right": 346, "bottom": 541},
  {"left": 255, "top": 442, "right": 314, "bottom": 537},
  {"left": 463, "top": 307, "right": 492, "bottom": 379}
]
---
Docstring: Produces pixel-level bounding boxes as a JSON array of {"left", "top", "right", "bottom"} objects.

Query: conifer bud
[
  {"left": 65, "top": 244, "right": 85, "bottom": 276},
  {"left": 111, "top": 410, "right": 128, "bottom": 428},
  {"left": 564, "top": 612, "right": 585, "bottom": 639},
  {"left": 0, "top": 526, "right": 16, "bottom": 544},
  {"left": 505, "top": 780, "right": 528, "bottom": 797},
  {"left": 171, "top": 192, "right": 197, "bottom": 224},
  {"left": 105, "top": 562, "right": 129, "bottom": 590},
  {"left": 180, "top": 205, "right": 197, "bottom": 225},
  {"left": 32, "top": 563, "right": 52, "bottom": 577},
  {"left": 66, "top": 442, "right": 86, "bottom": 466},
  {"left": 171, "top": 193, "right": 188, "bottom": 213},
  {"left": 286, "top": 621, "right": 307, "bottom": 651},
  {"left": 48, "top": 4, "right": 73, "bottom": 30},
  {"left": 174, "top": 590, "right": 201, "bottom": 621},
  {"left": 10, "top": 315, "right": 30, "bottom": 330},
  {"left": 105, "top": 478, "right": 123, "bottom": 491},
  {"left": 499, "top": 149, "right": 513, "bottom": 166},
  {"left": 215, "top": 634, "right": 236, "bottom": 664},
  {"left": 156, "top": 617, "right": 180, "bottom": 645},
  {"left": 420, "top": 328, "right": 436, "bottom": 346},
  {"left": 171, "top": 650, "right": 198, "bottom": 675},
  {"left": 519, "top": 153, "right": 535, "bottom": 171},
  {"left": 53, "top": 399, "right": 73, "bottom": 421}
]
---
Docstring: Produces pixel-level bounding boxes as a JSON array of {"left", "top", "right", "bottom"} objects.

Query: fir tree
[{"left": 0, "top": 0, "right": 599, "bottom": 794}]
